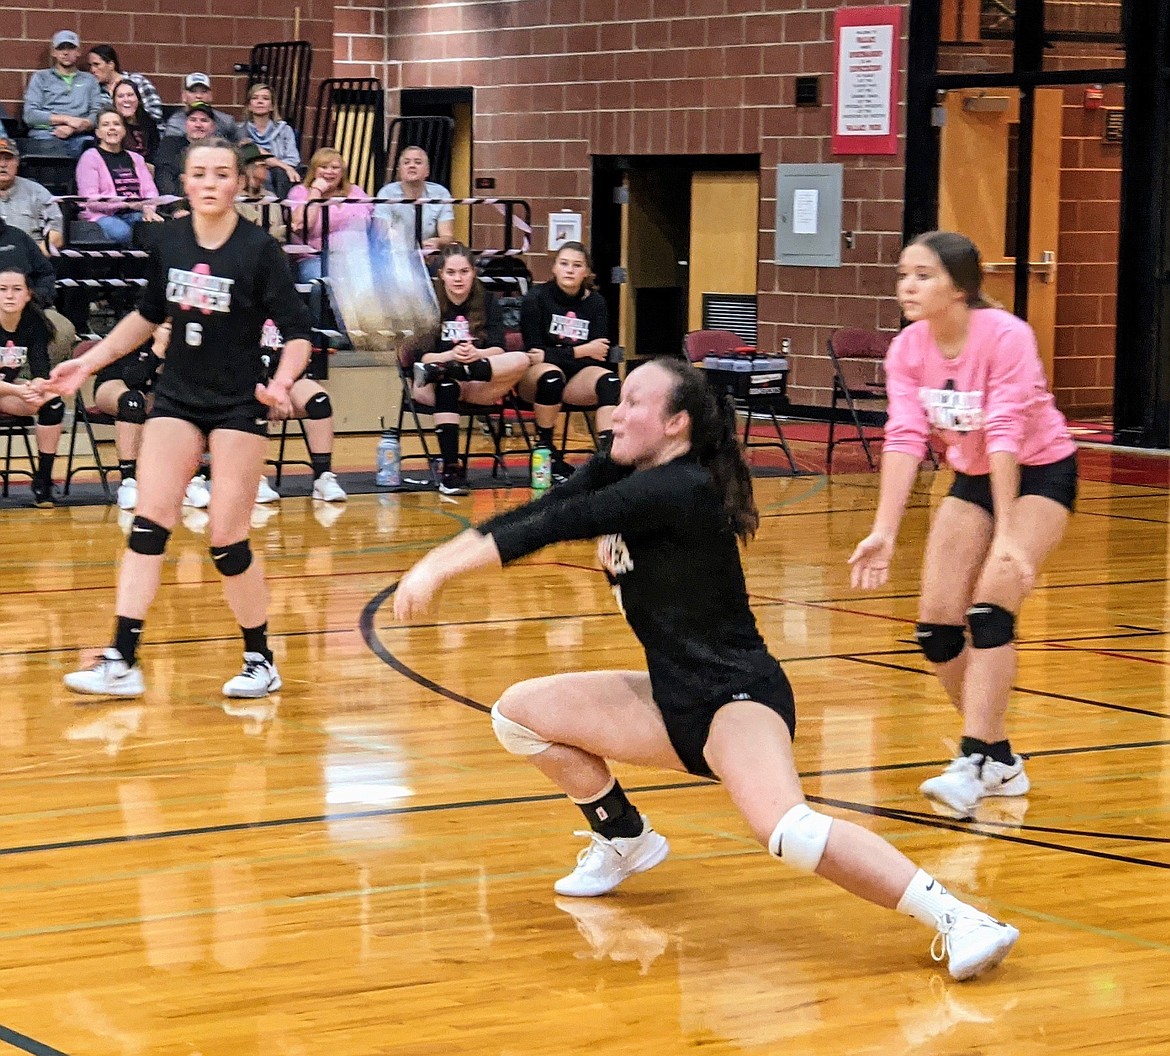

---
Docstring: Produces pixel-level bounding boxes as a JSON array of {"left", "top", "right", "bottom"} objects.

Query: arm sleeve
[
  {"left": 981, "top": 319, "right": 1039, "bottom": 457},
  {"left": 21, "top": 232, "right": 57, "bottom": 306},
  {"left": 134, "top": 153, "right": 159, "bottom": 198},
  {"left": 38, "top": 187, "right": 64, "bottom": 237},
  {"left": 481, "top": 294, "right": 505, "bottom": 349},
  {"left": 83, "top": 78, "right": 103, "bottom": 123},
  {"left": 878, "top": 332, "right": 930, "bottom": 460},
  {"left": 480, "top": 462, "right": 698, "bottom": 565},
  {"left": 276, "top": 124, "right": 300, "bottom": 167},
  {"left": 137, "top": 248, "right": 168, "bottom": 324},
  {"left": 135, "top": 75, "right": 164, "bottom": 121},
  {"left": 588, "top": 291, "right": 610, "bottom": 341},
  {"left": 153, "top": 140, "right": 182, "bottom": 197},
  {"left": 22, "top": 74, "right": 52, "bottom": 127},
  {"left": 75, "top": 151, "right": 114, "bottom": 216},
  {"left": 259, "top": 238, "right": 314, "bottom": 344},
  {"left": 519, "top": 287, "right": 545, "bottom": 350}
]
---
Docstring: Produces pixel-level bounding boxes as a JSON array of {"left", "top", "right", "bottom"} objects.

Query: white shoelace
[
  {"left": 930, "top": 911, "right": 958, "bottom": 963},
  {"left": 571, "top": 831, "right": 618, "bottom": 871}
]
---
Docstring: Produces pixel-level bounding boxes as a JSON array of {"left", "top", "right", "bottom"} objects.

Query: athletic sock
[
  {"left": 114, "top": 616, "right": 144, "bottom": 667},
  {"left": 570, "top": 777, "right": 644, "bottom": 839},
  {"left": 959, "top": 736, "right": 1015, "bottom": 766},
  {"left": 896, "top": 868, "right": 962, "bottom": 927},
  {"left": 536, "top": 425, "right": 555, "bottom": 450},
  {"left": 242, "top": 623, "right": 273, "bottom": 663},
  {"left": 310, "top": 452, "right": 332, "bottom": 479},
  {"left": 118, "top": 459, "right": 137, "bottom": 481},
  {"left": 36, "top": 452, "right": 55, "bottom": 482},
  {"left": 436, "top": 423, "right": 460, "bottom": 473}
]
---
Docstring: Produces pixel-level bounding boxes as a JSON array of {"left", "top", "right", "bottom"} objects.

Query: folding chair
[
  {"left": 62, "top": 341, "right": 115, "bottom": 501},
  {"left": 0, "top": 414, "right": 37, "bottom": 497}
]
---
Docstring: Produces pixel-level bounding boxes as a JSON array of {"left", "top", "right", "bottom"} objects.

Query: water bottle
[
  {"left": 530, "top": 444, "right": 552, "bottom": 492},
  {"left": 375, "top": 421, "right": 401, "bottom": 488}
]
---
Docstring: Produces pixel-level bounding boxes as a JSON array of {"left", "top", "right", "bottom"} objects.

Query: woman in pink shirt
[
  {"left": 287, "top": 147, "right": 370, "bottom": 281},
  {"left": 850, "top": 231, "right": 1077, "bottom": 820}
]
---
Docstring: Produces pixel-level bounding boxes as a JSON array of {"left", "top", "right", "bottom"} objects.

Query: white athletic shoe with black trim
[
  {"left": 183, "top": 476, "right": 210, "bottom": 509},
  {"left": 63, "top": 648, "right": 145, "bottom": 698},
  {"left": 116, "top": 478, "right": 138, "bottom": 510},
  {"left": 920, "top": 754, "right": 1030, "bottom": 820},
  {"left": 931, "top": 905, "right": 1020, "bottom": 981},
  {"left": 222, "top": 652, "right": 282, "bottom": 698},
  {"left": 553, "top": 815, "right": 670, "bottom": 897},
  {"left": 311, "top": 471, "right": 347, "bottom": 502},
  {"left": 256, "top": 477, "right": 281, "bottom": 503}
]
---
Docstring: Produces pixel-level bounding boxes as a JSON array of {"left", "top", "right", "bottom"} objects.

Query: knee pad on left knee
[
  {"left": 36, "top": 397, "right": 65, "bottom": 427},
  {"left": 210, "top": 539, "right": 253, "bottom": 577},
  {"left": 915, "top": 622, "right": 966, "bottom": 664},
  {"left": 767, "top": 803, "right": 832, "bottom": 873},
  {"left": 116, "top": 389, "right": 147, "bottom": 424},
  {"left": 594, "top": 372, "right": 621, "bottom": 407},
  {"left": 304, "top": 391, "right": 332, "bottom": 420},
  {"left": 966, "top": 602, "right": 1015, "bottom": 649},
  {"left": 490, "top": 701, "right": 551, "bottom": 756}
]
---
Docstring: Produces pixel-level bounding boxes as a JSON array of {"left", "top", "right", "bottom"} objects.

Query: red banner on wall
[{"left": 831, "top": 6, "right": 903, "bottom": 156}]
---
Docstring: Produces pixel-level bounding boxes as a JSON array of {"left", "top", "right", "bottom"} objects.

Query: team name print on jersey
[
  {"left": 441, "top": 317, "right": 472, "bottom": 343},
  {"left": 549, "top": 311, "right": 590, "bottom": 342},
  {"left": 0, "top": 343, "right": 28, "bottom": 372},
  {"left": 166, "top": 263, "right": 234, "bottom": 314},
  {"left": 261, "top": 318, "right": 284, "bottom": 349},
  {"left": 598, "top": 533, "right": 633, "bottom": 615},
  {"left": 920, "top": 386, "right": 985, "bottom": 432}
]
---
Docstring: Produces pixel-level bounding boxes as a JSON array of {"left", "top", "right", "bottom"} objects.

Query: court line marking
[{"left": 0, "top": 1025, "right": 70, "bottom": 1056}]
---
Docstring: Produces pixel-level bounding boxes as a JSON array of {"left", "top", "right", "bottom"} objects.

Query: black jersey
[
  {"left": 478, "top": 454, "right": 781, "bottom": 711},
  {"left": 137, "top": 216, "right": 313, "bottom": 410},
  {"left": 433, "top": 293, "right": 505, "bottom": 354},
  {"left": 95, "top": 341, "right": 163, "bottom": 392},
  {"left": 0, "top": 309, "right": 51, "bottom": 381},
  {"left": 519, "top": 281, "right": 608, "bottom": 373}
]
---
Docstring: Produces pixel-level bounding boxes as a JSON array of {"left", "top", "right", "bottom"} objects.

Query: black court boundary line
[{"left": 0, "top": 1025, "right": 70, "bottom": 1056}]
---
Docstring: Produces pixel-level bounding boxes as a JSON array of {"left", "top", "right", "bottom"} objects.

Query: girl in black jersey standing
[
  {"left": 50, "top": 139, "right": 315, "bottom": 700},
  {"left": 517, "top": 242, "right": 620, "bottom": 483},
  {"left": 411, "top": 243, "right": 530, "bottom": 494},
  {"left": 395, "top": 357, "right": 1020, "bottom": 982},
  {"left": 0, "top": 267, "right": 67, "bottom": 508}
]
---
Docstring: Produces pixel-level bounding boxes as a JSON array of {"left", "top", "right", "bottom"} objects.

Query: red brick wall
[
  {"left": 1, "top": 2, "right": 334, "bottom": 130},
  {"left": 333, "top": 0, "right": 911, "bottom": 406}
]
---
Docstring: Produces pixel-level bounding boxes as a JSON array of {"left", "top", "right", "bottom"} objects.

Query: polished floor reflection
[{"left": 0, "top": 457, "right": 1166, "bottom": 1055}]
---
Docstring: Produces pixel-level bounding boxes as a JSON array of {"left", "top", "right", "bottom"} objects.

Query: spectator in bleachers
[
  {"left": 411, "top": 243, "right": 530, "bottom": 495},
  {"left": 111, "top": 79, "right": 160, "bottom": 165},
  {"left": 235, "top": 144, "right": 287, "bottom": 241},
  {"left": 163, "top": 74, "right": 242, "bottom": 141},
  {"left": 375, "top": 146, "right": 454, "bottom": 253},
  {"left": 22, "top": 30, "right": 103, "bottom": 158},
  {"left": 241, "top": 84, "right": 300, "bottom": 189},
  {"left": 76, "top": 110, "right": 161, "bottom": 246},
  {"left": 0, "top": 137, "right": 64, "bottom": 251},
  {"left": 287, "top": 148, "right": 370, "bottom": 281},
  {"left": 0, "top": 266, "right": 68, "bottom": 507},
  {"left": 518, "top": 240, "right": 619, "bottom": 483},
  {"left": 93, "top": 320, "right": 167, "bottom": 510},
  {"left": 86, "top": 44, "right": 163, "bottom": 122},
  {"left": 153, "top": 103, "right": 217, "bottom": 198}
]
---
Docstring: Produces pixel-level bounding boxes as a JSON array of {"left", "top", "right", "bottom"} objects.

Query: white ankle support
[
  {"left": 767, "top": 803, "right": 832, "bottom": 873},
  {"left": 490, "top": 702, "right": 552, "bottom": 755}
]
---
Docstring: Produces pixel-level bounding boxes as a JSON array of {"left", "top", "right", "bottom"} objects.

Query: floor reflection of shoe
[
  {"left": 64, "top": 704, "right": 146, "bottom": 756},
  {"left": 554, "top": 815, "right": 670, "bottom": 897},
  {"left": 311, "top": 470, "right": 347, "bottom": 501},
  {"left": 313, "top": 502, "right": 345, "bottom": 529},
  {"left": 183, "top": 476, "right": 209, "bottom": 509},
  {"left": 181, "top": 507, "right": 209, "bottom": 533},
  {"left": 222, "top": 699, "right": 278, "bottom": 735},
  {"left": 116, "top": 478, "right": 137, "bottom": 510},
  {"left": 256, "top": 477, "right": 281, "bottom": 503},
  {"left": 554, "top": 897, "right": 671, "bottom": 975},
  {"left": 250, "top": 503, "right": 279, "bottom": 529},
  {"left": 931, "top": 905, "right": 1020, "bottom": 982},
  {"left": 63, "top": 649, "right": 145, "bottom": 697},
  {"left": 897, "top": 974, "right": 1004, "bottom": 1047}
]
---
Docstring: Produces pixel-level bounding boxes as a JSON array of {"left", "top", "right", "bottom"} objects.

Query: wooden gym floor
[{"left": 0, "top": 439, "right": 1165, "bottom": 1055}]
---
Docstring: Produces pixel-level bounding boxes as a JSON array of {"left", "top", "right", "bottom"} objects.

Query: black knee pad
[
  {"left": 36, "top": 397, "right": 65, "bottom": 427},
  {"left": 304, "top": 391, "right": 332, "bottom": 420},
  {"left": 210, "top": 539, "right": 253, "bottom": 577},
  {"left": 127, "top": 515, "right": 170, "bottom": 556},
  {"left": 967, "top": 603, "right": 1016, "bottom": 649},
  {"left": 116, "top": 389, "right": 147, "bottom": 425},
  {"left": 534, "top": 370, "right": 565, "bottom": 407},
  {"left": 434, "top": 378, "right": 460, "bottom": 414},
  {"left": 594, "top": 371, "right": 621, "bottom": 407},
  {"left": 915, "top": 622, "right": 966, "bottom": 664}
]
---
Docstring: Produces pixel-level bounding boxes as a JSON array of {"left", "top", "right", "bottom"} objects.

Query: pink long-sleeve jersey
[{"left": 882, "top": 307, "right": 1075, "bottom": 475}]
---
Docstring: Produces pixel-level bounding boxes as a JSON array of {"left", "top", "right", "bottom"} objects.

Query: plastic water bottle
[
  {"left": 530, "top": 444, "right": 552, "bottom": 492},
  {"left": 375, "top": 423, "right": 401, "bottom": 488}
]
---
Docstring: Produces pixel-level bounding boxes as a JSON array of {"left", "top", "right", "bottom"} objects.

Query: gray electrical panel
[{"left": 774, "top": 163, "right": 843, "bottom": 268}]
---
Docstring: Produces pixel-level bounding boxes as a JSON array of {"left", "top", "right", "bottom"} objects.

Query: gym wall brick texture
[{"left": 335, "top": 0, "right": 913, "bottom": 407}]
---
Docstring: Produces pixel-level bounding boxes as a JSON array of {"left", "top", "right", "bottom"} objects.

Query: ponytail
[{"left": 656, "top": 357, "right": 759, "bottom": 542}]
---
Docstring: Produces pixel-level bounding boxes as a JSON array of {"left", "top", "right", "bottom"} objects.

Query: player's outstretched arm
[{"left": 395, "top": 530, "right": 502, "bottom": 619}]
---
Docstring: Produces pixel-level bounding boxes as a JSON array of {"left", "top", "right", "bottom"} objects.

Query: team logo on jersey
[
  {"left": 598, "top": 533, "right": 633, "bottom": 615},
  {"left": 166, "top": 263, "right": 233, "bottom": 314},
  {"left": 919, "top": 386, "right": 984, "bottom": 432},
  {"left": 441, "top": 317, "right": 472, "bottom": 343},
  {"left": 0, "top": 342, "right": 27, "bottom": 371},
  {"left": 549, "top": 311, "right": 590, "bottom": 342},
  {"left": 261, "top": 318, "right": 284, "bottom": 349}
]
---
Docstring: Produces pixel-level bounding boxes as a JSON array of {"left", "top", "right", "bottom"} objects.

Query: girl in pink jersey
[{"left": 849, "top": 231, "right": 1077, "bottom": 820}]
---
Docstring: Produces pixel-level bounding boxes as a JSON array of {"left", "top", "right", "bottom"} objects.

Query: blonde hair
[
  {"left": 304, "top": 148, "right": 351, "bottom": 198},
  {"left": 244, "top": 82, "right": 282, "bottom": 123}
]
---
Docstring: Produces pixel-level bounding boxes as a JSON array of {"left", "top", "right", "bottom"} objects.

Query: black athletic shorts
[
  {"left": 948, "top": 452, "right": 1078, "bottom": 516},
  {"left": 149, "top": 393, "right": 270, "bottom": 437},
  {"left": 660, "top": 667, "right": 798, "bottom": 779}
]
